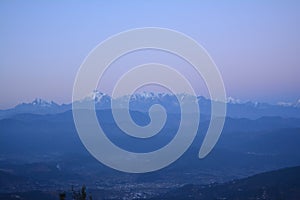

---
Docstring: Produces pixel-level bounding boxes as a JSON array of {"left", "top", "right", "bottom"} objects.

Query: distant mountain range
[
  {"left": 0, "top": 98, "right": 71, "bottom": 119},
  {"left": 1, "top": 91, "right": 300, "bottom": 119}
]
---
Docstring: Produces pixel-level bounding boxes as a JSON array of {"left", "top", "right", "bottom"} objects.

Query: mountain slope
[{"left": 152, "top": 166, "right": 300, "bottom": 200}]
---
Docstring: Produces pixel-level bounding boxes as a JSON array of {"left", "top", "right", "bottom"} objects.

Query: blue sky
[{"left": 1, "top": 1, "right": 300, "bottom": 108}]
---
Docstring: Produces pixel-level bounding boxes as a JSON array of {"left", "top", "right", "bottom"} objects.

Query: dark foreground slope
[
  {"left": 1, "top": 166, "right": 299, "bottom": 200},
  {"left": 152, "top": 166, "right": 300, "bottom": 200}
]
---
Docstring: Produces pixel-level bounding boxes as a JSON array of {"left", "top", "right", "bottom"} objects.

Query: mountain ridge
[
  {"left": 150, "top": 165, "right": 300, "bottom": 200},
  {"left": 1, "top": 92, "right": 300, "bottom": 120}
]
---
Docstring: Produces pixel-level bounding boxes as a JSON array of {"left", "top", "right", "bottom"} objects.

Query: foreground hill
[{"left": 152, "top": 166, "right": 300, "bottom": 200}]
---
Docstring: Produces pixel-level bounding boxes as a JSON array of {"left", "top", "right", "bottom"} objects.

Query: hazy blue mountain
[
  {"left": 1, "top": 110, "right": 300, "bottom": 173},
  {"left": 0, "top": 98, "right": 71, "bottom": 120}
]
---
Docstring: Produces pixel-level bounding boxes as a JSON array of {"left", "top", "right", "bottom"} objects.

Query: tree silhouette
[
  {"left": 59, "top": 185, "right": 93, "bottom": 200},
  {"left": 59, "top": 192, "right": 66, "bottom": 200}
]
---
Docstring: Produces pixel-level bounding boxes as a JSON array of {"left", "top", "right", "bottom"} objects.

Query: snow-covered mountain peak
[
  {"left": 277, "top": 99, "right": 300, "bottom": 108},
  {"left": 129, "top": 92, "right": 157, "bottom": 100},
  {"left": 277, "top": 101, "right": 293, "bottom": 107},
  {"left": 227, "top": 97, "right": 241, "bottom": 104},
  {"left": 92, "top": 90, "right": 107, "bottom": 102},
  {"left": 81, "top": 90, "right": 109, "bottom": 103},
  {"left": 294, "top": 99, "right": 300, "bottom": 108},
  {"left": 31, "top": 98, "right": 55, "bottom": 107}
]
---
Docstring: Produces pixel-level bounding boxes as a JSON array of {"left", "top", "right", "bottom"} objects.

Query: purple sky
[{"left": 1, "top": 1, "right": 300, "bottom": 109}]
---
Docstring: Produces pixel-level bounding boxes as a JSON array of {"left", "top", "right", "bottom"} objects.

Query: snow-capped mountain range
[
  {"left": 277, "top": 99, "right": 300, "bottom": 108},
  {"left": 0, "top": 92, "right": 300, "bottom": 120}
]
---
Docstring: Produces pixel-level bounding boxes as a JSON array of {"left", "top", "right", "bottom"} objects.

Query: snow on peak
[
  {"left": 277, "top": 101, "right": 293, "bottom": 107},
  {"left": 92, "top": 90, "right": 107, "bottom": 102},
  {"left": 31, "top": 98, "right": 54, "bottom": 107},
  {"left": 82, "top": 90, "right": 109, "bottom": 102},
  {"left": 227, "top": 97, "right": 241, "bottom": 104},
  {"left": 277, "top": 99, "right": 300, "bottom": 108},
  {"left": 294, "top": 99, "right": 300, "bottom": 108},
  {"left": 131, "top": 92, "right": 156, "bottom": 100}
]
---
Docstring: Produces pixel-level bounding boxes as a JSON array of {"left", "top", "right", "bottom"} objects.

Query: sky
[{"left": 0, "top": 1, "right": 300, "bottom": 109}]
